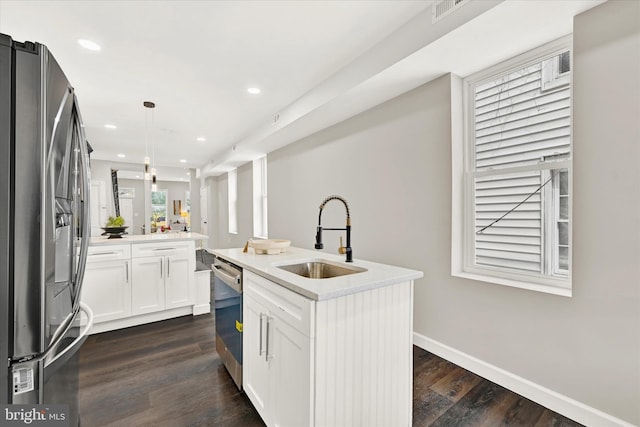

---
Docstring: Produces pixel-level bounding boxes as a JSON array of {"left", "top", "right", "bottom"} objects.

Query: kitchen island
[
  {"left": 212, "top": 246, "right": 423, "bottom": 427},
  {"left": 83, "top": 232, "right": 210, "bottom": 333}
]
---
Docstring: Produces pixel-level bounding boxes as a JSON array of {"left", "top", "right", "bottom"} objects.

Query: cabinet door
[
  {"left": 82, "top": 259, "right": 131, "bottom": 323},
  {"left": 131, "top": 257, "right": 164, "bottom": 315},
  {"left": 270, "top": 315, "right": 312, "bottom": 427},
  {"left": 243, "top": 293, "right": 270, "bottom": 423},
  {"left": 164, "top": 254, "right": 192, "bottom": 309}
]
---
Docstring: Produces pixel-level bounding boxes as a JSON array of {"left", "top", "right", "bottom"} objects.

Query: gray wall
[{"left": 209, "top": 1, "right": 639, "bottom": 423}]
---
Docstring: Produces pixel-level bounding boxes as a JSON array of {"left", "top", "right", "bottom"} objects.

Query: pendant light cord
[
  {"left": 145, "top": 108, "right": 149, "bottom": 159},
  {"left": 151, "top": 107, "right": 155, "bottom": 168}
]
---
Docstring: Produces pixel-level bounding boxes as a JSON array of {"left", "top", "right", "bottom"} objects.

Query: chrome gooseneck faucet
[{"left": 315, "top": 195, "right": 352, "bottom": 262}]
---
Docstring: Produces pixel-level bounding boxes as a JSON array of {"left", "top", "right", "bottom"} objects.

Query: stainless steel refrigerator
[{"left": 0, "top": 34, "right": 93, "bottom": 426}]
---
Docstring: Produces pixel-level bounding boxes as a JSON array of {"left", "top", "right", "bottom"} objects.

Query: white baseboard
[
  {"left": 192, "top": 303, "right": 211, "bottom": 316},
  {"left": 413, "top": 332, "right": 635, "bottom": 427},
  {"left": 89, "top": 306, "right": 194, "bottom": 334}
]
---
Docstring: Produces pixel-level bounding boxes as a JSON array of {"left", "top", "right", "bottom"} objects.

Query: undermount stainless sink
[{"left": 277, "top": 260, "right": 367, "bottom": 279}]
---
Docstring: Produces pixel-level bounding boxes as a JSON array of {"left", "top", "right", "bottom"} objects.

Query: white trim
[
  {"left": 252, "top": 155, "right": 268, "bottom": 239},
  {"left": 466, "top": 35, "right": 573, "bottom": 89},
  {"left": 451, "top": 73, "right": 465, "bottom": 277},
  {"left": 192, "top": 303, "right": 211, "bottom": 316},
  {"left": 89, "top": 306, "right": 194, "bottom": 334},
  {"left": 454, "top": 270, "right": 571, "bottom": 297},
  {"left": 412, "top": 332, "right": 635, "bottom": 427},
  {"left": 228, "top": 168, "right": 238, "bottom": 234}
]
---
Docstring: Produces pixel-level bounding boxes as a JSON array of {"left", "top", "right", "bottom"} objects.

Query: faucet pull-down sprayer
[{"left": 315, "top": 195, "right": 353, "bottom": 262}]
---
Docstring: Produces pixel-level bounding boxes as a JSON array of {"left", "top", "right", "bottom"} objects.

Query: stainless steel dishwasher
[{"left": 212, "top": 257, "right": 243, "bottom": 390}]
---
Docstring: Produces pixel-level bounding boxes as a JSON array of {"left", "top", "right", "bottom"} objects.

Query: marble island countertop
[
  {"left": 211, "top": 246, "right": 423, "bottom": 301},
  {"left": 90, "top": 232, "right": 208, "bottom": 246}
]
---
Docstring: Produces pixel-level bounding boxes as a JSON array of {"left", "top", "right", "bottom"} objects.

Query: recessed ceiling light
[
  {"left": 196, "top": 137, "right": 206, "bottom": 142},
  {"left": 247, "top": 87, "right": 261, "bottom": 95},
  {"left": 104, "top": 124, "right": 117, "bottom": 129},
  {"left": 117, "top": 153, "right": 126, "bottom": 158},
  {"left": 78, "top": 39, "right": 101, "bottom": 51},
  {"left": 179, "top": 159, "right": 187, "bottom": 163}
]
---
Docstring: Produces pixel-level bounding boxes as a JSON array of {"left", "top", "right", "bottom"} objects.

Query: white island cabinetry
[
  {"left": 221, "top": 246, "right": 422, "bottom": 427},
  {"left": 244, "top": 270, "right": 313, "bottom": 427}
]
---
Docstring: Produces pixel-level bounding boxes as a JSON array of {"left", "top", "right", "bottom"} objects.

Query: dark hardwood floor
[{"left": 79, "top": 314, "right": 583, "bottom": 427}]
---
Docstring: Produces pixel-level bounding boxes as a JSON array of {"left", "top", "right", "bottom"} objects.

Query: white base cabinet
[
  {"left": 82, "top": 245, "right": 131, "bottom": 323},
  {"left": 131, "top": 256, "right": 165, "bottom": 315},
  {"left": 244, "top": 280, "right": 313, "bottom": 427},
  {"left": 243, "top": 270, "right": 414, "bottom": 427},
  {"left": 131, "top": 241, "right": 194, "bottom": 315}
]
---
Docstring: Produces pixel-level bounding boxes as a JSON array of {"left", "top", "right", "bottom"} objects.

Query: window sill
[{"left": 452, "top": 270, "right": 572, "bottom": 297}]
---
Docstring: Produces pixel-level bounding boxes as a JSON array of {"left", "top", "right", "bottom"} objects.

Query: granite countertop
[
  {"left": 90, "top": 232, "right": 208, "bottom": 246},
  {"left": 211, "top": 246, "right": 423, "bottom": 301}
]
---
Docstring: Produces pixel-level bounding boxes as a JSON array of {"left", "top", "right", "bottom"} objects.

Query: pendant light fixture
[{"left": 143, "top": 101, "right": 157, "bottom": 190}]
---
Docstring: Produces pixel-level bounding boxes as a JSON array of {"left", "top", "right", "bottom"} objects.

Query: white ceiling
[{"left": 0, "top": 0, "right": 603, "bottom": 176}]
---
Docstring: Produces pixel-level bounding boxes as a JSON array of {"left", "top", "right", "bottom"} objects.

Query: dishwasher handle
[{"left": 212, "top": 262, "right": 242, "bottom": 293}]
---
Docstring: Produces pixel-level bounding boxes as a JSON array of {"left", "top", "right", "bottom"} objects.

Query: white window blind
[
  {"left": 459, "top": 37, "right": 572, "bottom": 292},
  {"left": 474, "top": 61, "right": 571, "bottom": 171}
]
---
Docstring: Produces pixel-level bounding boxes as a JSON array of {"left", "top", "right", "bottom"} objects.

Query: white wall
[{"left": 209, "top": 1, "right": 639, "bottom": 424}]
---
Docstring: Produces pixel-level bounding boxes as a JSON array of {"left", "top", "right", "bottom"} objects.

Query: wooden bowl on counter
[{"left": 250, "top": 239, "right": 291, "bottom": 254}]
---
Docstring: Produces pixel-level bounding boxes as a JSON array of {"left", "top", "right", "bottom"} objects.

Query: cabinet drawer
[
  {"left": 245, "top": 270, "right": 314, "bottom": 338},
  {"left": 87, "top": 244, "right": 131, "bottom": 261},
  {"left": 131, "top": 241, "right": 193, "bottom": 258}
]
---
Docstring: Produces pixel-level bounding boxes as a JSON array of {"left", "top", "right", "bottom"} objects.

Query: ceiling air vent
[{"left": 432, "top": 0, "right": 469, "bottom": 23}]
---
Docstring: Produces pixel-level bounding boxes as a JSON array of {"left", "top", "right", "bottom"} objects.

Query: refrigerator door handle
[
  {"left": 71, "top": 96, "right": 91, "bottom": 312},
  {"left": 44, "top": 303, "right": 94, "bottom": 371}
]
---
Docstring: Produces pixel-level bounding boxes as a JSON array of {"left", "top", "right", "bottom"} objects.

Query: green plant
[
  {"left": 151, "top": 211, "right": 162, "bottom": 226},
  {"left": 106, "top": 216, "right": 125, "bottom": 227}
]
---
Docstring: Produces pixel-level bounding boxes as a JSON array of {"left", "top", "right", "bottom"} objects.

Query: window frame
[
  {"left": 151, "top": 189, "right": 168, "bottom": 227},
  {"left": 252, "top": 155, "right": 268, "bottom": 239},
  {"left": 228, "top": 168, "right": 238, "bottom": 234},
  {"left": 452, "top": 36, "right": 573, "bottom": 297}
]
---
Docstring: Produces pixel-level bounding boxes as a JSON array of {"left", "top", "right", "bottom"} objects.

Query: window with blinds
[{"left": 462, "top": 39, "right": 572, "bottom": 290}]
